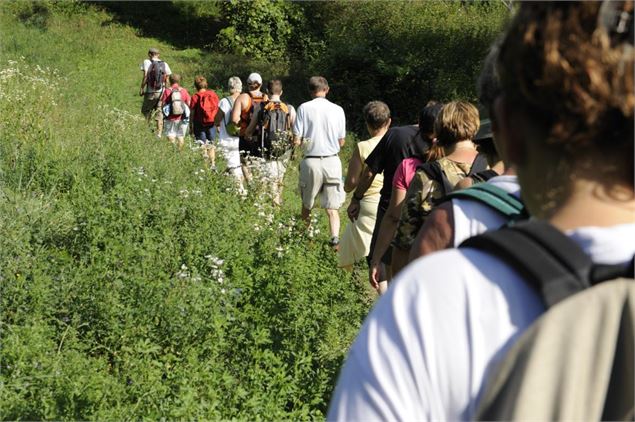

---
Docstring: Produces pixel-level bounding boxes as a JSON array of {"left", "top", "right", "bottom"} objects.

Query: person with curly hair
[{"left": 329, "top": 2, "right": 634, "bottom": 420}]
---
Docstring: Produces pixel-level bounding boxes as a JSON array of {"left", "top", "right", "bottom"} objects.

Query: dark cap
[{"left": 148, "top": 47, "right": 160, "bottom": 55}]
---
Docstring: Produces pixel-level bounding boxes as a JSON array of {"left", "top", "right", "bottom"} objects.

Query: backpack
[
  {"left": 444, "top": 182, "right": 527, "bottom": 221},
  {"left": 239, "top": 92, "right": 267, "bottom": 138},
  {"left": 460, "top": 221, "right": 635, "bottom": 420},
  {"left": 259, "top": 101, "right": 291, "bottom": 159},
  {"left": 146, "top": 60, "right": 166, "bottom": 91},
  {"left": 170, "top": 88, "right": 184, "bottom": 116},
  {"left": 418, "top": 160, "right": 455, "bottom": 198},
  {"left": 198, "top": 92, "right": 218, "bottom": 126}
]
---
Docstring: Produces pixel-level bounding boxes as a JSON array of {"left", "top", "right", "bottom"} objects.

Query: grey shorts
[{"left": 299, "top": 155, "right": 344, "bottom": 210}]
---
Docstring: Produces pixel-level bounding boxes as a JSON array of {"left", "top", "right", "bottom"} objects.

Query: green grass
[{"left": 0, "top": 2, "right": 372, "bottom": 419}]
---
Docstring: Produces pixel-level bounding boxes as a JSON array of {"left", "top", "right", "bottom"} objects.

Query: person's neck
[
  {"left": 249, "top": 89, "right": 262, "bottom": 96},
  {"left": 546, "top": 179, "right": 635, "bottom": 231},
  {"left": 269, "top": 95, "right": 281, "bottom": 101},
  {"left": 198, "top": 88, "right": 206, "bottom": 93},
  {"left": 312, "top": 91, "right": 327, "bottom": 99},
  {"left": 368, "top": 126, "right": 389, "bottom": 139},
  {"left": 445, "top": 139, "right": 478, "bottom": 161}
]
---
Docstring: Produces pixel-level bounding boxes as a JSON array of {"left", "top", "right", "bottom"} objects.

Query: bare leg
[{"left": 325, "top": 208, "right": 340, "bottom": 239}]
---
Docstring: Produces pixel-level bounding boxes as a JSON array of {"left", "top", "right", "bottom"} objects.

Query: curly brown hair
[{"left": 497, "top": 1, "right": 634, "bottom": 184}]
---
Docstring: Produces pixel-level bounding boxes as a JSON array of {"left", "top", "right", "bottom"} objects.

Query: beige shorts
[
  {"left": 299, "top": 155, "right": 343, "bottom": 210},
  {"left": 141, "top": 91, "right": 162, "bottom": 117}
]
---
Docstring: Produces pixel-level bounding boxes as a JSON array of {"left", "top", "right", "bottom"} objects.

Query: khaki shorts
[
  {"left": 299, "top": 155, "right": 344, "bottom": 210},
  {"left": 141, "top": 91, "right": 162, "bottom": 118}
]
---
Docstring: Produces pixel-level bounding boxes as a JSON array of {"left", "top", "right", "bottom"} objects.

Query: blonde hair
[{"left": 434, "top": 101, "right": 480, "bottom": 147}]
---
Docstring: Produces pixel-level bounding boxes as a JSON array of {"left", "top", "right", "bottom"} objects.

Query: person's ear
[{"left": 494, "top": 95, "right": 527, "bottom": 168}]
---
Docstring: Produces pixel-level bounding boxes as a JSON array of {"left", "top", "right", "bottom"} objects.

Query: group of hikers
[
  {"left": 140, "top": 48, "right": 297, "bottom": 200},
  {"left": 140, "top": 1, "right": 634, "bottom": 419}
]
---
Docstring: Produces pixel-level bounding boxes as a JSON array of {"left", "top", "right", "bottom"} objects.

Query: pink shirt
[
  {"left": 161, "top": 84, "right": 191, "bottom": 121},
  {"left": 392, "top": 157, "right": 423, "bottom": 191}
]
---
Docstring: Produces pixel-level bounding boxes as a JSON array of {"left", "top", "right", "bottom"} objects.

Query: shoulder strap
[
  {"left": 471, "top": 169, "right": 499, "bottom": 183},
  {"left": 445, "top": 183, "right": 527, "bottom": 220},
  {"left": 468, "top": 153, "right": 490, "bottom": 176},
  {"left": 418, "top": 161, "right": 454, "bottom": 196},
  {"left": 461, "top": 220, "right": 633, "bottom": 308},
  {"left": 225, "top": 96, "right": 235, "bottom": 126}
]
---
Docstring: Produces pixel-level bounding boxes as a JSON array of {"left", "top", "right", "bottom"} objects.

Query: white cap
[{"left": 246, "top": 72, "right": 262, "bottom": 85}]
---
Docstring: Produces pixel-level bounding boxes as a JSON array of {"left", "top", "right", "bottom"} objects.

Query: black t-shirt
[{"left": 365, "top": 125, "right": 429, "bottom": 207}]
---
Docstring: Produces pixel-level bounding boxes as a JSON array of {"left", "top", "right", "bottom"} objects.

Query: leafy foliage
[
  {"left": 0, "top": 5, "right": 370, "bottom": 419},
  {"left": 217, "top": 0, "right": 302, "bottom": 62}
]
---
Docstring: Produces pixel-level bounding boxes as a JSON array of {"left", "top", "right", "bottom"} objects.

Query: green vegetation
[{"left": 0, "top": 0, "right": 507, "bottom": 418}]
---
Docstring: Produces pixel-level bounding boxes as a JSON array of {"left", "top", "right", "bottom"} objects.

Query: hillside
[{"left": 0, "top": 2, "right": 370, "bottom": 419}]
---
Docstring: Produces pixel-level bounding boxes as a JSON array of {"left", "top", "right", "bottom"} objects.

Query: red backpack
[{"left": 195, "top": 91, "right": 219, "bottom": 126}]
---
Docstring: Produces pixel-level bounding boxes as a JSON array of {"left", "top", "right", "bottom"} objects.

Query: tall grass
[{"left": 0, "top": 2, "right": 370, "bottom": 419}]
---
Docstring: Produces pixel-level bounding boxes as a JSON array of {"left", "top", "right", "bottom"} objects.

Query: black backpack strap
[
  {"left": 418, "top": 161, "right": 454, "bottom": 196},
  {"left": 470, "top": 169, "right": 499, "bottom": 183},
  {"left": 461, "top": 220, "right": 594, "bottom": 308},
  {"left": 445, "top": 183, "right": 527, "bottom": 220},
  {"left": 468, "top": 153, "right": 490, "bottom": 176}
]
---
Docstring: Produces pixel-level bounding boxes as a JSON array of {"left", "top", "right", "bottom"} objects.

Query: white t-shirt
[
  {"left": 218, "top": 96, "right": 238, "bottom": 141},
  {"left": 293, "top": 97, "right": 346, "bottom": 157},
  {"left": 141, "top": 58, "right": 172, "bottom": 93},
  {"left": 328, "top": 223, "right": 635, "bottom": 421},
  {"left": 452, "top": 175, "right": 521, "bottom": 246}
]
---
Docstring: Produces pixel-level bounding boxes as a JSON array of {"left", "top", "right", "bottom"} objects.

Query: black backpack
[
  {"left": 258, "top": 101, "right": 291, "bottom": 160},
  {"left": 146, "top": 60, "right": 166, "bottom": 91}
]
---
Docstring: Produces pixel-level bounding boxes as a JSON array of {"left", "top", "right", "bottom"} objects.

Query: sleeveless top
[{"left": 357, "top": 135, "right": 384, "bottom": 198}]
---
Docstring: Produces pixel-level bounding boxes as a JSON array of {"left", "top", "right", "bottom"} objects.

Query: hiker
[
  {"left": 292, "top": 76, "right": 346, "bottom": 249},
  {"left": 190, "top": 75, "right": 220, "bottom": 170},
  {"left": 409, "top": 43, "right": 522, "bottom": 260},
  {"left": 231, "top": 72, "right": 268, "bottom": 179},
  {"left": 139, "top": 47, "right": 172, "bottom": 137},
  {"left": 348, "top": 113, "right": 434, "bottom": 291},
  {"left": 244, "top": 79, "right": 296, "bottom": 205},
  {"left": 366, "top": 101, "right": 442, "bottom": 292},
  {"left": 390, "top": 101, "right": 481, "bottom": 276},
  {"left": 338, "top": 101, "right": 390, "bottom": 271},
  {"left": 328, "top": 2, "right": 634, "bottom": 420},
  {"left": 215, "top": 76, "right": 246, "bottom": 193},
  {"left": 160, "top": 73, "right": 191, "bottom": 150}
]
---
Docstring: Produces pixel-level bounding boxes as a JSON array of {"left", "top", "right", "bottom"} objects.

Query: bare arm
[
  {"left": 140, "top": 69, "right": 147, "bottom": 96},
  {"left": 347, "top": 167, "right": 376, "bottom": 221},
  {"left": 214, "top": 109, "right": 224, "bottom": 128},
  {"left": 344, "top": 146, "right": 363, "bottom": 193},
  {"left": 409, "top": 201, "right": 454, "bottom": 262},
  {"left": 368, "top": 188, "right": 407, "bottom": 288},
  {"left": 371, "top": 188, "right": 407, "bottom": 266},
  {"left": 231, "top": 94, "right": 244, "bottom": 125},
  {"left": 339, "top": 137, "right": 346, "bottom": 148}
]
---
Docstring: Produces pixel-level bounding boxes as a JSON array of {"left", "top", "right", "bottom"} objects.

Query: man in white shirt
[
  {"left": 140, "top": 47, "right": 172, "bottom": 137},
  {"left": 328, "top": 2, "right": 635, "bottom": 419},
  {"left": 293, "top": 76, "right": 346, "bottom": 248}
]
